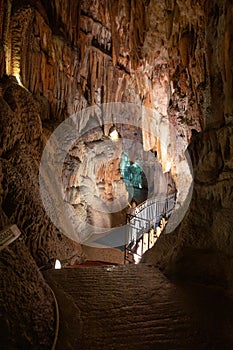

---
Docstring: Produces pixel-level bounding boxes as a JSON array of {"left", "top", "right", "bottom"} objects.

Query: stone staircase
[{"left": 43, "top": 264, "right": 233, "bottom": 350}]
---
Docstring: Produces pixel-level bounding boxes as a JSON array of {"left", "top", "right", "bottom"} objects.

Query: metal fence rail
[{"left": 125, "top": 194, "right": 176, "bottom": 262}]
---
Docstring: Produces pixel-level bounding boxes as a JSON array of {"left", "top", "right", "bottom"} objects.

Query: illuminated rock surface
[{"left": 0, "top": 0, "right": 233, "bottom": 348}]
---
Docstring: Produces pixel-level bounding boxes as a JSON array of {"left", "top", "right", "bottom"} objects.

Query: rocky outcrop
[
  {"left": 0, "top": 77, "right": 84, "bottom": 267},
  {"left": 0, "top": 0, "right": 232, "bottom": 282},
  {"left": 142, "top": 125, "right": 233, "bottom": 285},
  {"left": 0, "top": 0, "right": 233, "bottom": 348},
  {"left": 0, "top": 240, "right": 55, "bottom": 349},
  {"left": 141, "top": 0, "right": 233, "bottom": 288},
  {"left": 63, "top": 134, "right": 128, "bottom": 232},
  {"left": 0, "top": 0, "right": 204, "bottom": 204}
]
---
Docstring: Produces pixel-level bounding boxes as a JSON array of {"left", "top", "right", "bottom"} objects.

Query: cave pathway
[{"left": 44, "top": 264, "right": 233, "bottom": 350}]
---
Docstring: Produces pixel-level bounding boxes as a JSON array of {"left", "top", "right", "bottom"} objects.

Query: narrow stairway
[{"left": 44, "top": 264, "right": 233, "bottom": 350}]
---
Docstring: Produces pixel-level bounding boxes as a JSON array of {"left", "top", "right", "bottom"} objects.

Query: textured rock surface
[
  {"left": 0, "top": 77, "right": 84, "bottom": 267},
  {"left": 142, "top": 125, "right": 233, "bottom": 286},
  {"left": 64, "top": 136, "right": 127, "bottom": 223},
  {"left": 140, "top": 0, "right": 233, "bottom": 286},
  {"left": 44, "top": 264, "right": 233, "bottom": 350},
  {"left": 0, "top": 0, "right": 233, "bottom": 347},
  {"left": 0, "top": 240, "right": 55, "bottom": 349},
  {"left": 81, "top": 244, "right": 125, "bottom": 264}
]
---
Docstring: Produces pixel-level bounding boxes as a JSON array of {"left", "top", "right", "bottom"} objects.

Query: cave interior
[{"left": 0, "top": 0, "right": 233, "bottom": 349}]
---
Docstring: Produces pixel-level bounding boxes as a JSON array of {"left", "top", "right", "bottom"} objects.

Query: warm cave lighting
[
  {"left": 109, "top": 125, "right": 119, "bottom": 141},
  {"left": 134, "top": 255, "right": 141, "bottom": 264},
  {"left": 15, "top": 74, "right": 23, "bottom": 86},
  {"left": 55, "top": 259, "right": 61, "bottom": 269},
  {"left": 133, "top": 241, "right": 142, "bottom": 264},
  {"left": 164, "top": 161, "right": 172, "bottom": 172}
]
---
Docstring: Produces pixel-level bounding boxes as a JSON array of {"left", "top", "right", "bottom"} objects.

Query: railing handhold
[{"left": 124, "top": 194, "right": 176, "bottom": 263}]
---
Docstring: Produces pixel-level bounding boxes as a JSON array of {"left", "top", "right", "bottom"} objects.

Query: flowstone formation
[
  {"left": 0, "top": 0, "right": 233, "bottom": 348},
  {"left": 0, "top": 0, "right": 232, "bottom": 268},
  {"left": 0, "top": 0, "right": 232, "bottom": 329},
  {"left": 62, "top": 120, "right": 176, "bottom": 235}
]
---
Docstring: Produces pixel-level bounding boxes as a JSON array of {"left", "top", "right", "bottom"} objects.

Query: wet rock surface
[{"left": 44, "top": 264, "right": 233, "bottom": 350}]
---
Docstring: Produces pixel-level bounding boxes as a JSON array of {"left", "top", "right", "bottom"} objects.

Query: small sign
[{"left": 0, "top": 225, "right": 21, "bottom": 251}]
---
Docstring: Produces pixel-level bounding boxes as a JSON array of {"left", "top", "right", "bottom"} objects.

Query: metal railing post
[{"left": 124, "top": 193, "right": 175, "bottom": 263}]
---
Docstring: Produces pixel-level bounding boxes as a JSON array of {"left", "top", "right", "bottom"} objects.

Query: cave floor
[{"left": 43, "top": 264, "right": 233, "bottom": 350}]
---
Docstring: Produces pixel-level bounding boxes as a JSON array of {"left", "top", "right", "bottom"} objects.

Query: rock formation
[
  {"left": 0, "top": 0, "right": 232, "bottom": 269},
  {"left": 0, "top": 0, "right": 233, "bottom": 347},
  {"left": 141, "top": 0, "right": 233, "bottom": 287}
]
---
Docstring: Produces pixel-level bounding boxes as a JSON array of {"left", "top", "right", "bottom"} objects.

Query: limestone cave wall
[
  {"left": 0, "top": 77, "right": 84, "bottom": 267},
  {"left": 0, "top": 1, "right": 233, "bottom": 348},
  {"left": 141, "top": 0, "right": 233, "bottom": 287},
  {"left": 0, "top": 0, "right": 232, "bottom": 284}
]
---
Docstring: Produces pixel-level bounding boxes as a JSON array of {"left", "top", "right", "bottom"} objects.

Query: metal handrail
[
  {"left": 125, "top": 193, "right": 176, "bottom": 263},
  {"left": 134, "top": 193, "right": 176, "bottom": 215}
]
